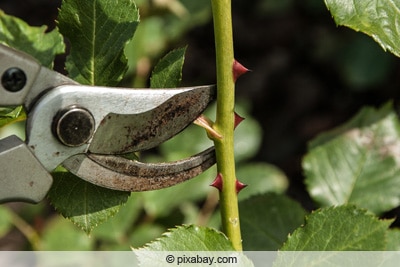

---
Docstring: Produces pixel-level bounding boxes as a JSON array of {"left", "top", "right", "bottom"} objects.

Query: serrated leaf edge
[
  {"left": 280, "top": 204, "right": 393, "bottom": 251},
  {"left": 133, "top": 224, "right": 230, "bottom": 251},
  {"left": 47, "top": 180, "right": 131, "bottom": 235}
]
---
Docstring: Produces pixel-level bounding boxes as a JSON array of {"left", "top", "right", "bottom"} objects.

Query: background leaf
[
  {"left": 124, "top": 0, "right": 211, "bottom": 87},
  {"left": 135, "top": 225, "right": 254, "bottom": 266},
  {"left": 237, "top": 164, "right": 289, "bottom": 201},
  {"left": 0, "top": 106, "right": 25, "bottom": 129},
  {"left": 0, "top": 10, "right": 64, "bottom": 68},
  {"left": 58, "top": 0, "right": 139, "bottom": 85},
  {"left": 308, "top": 102, "right": 393, "bottom": 149},
  {"left": 386, "top": 229, "right": 400, "bottom": 251},
  {"left": 137, "top": 225, "right": 233, "bottom": 251},
  {"left": 150, "top": 47, "right": 187, "bottom": 88},
  {"left": 41, "top": 216, "right": 94, "bottom": 250},
  {"left": 324, "top": 0, "right": 400, "bottom": 57},
  {"left": 280, "top": 205, "right": 392, "bottom": 251},
  {"left": 130, "top": 224, "right": 166, "bottom": 249},
  {"left": 49, "top": 171, "right": 130, "bottom": 234},
  {"left": 91, "top": 194, "right": 142, "bottom": 249},
  {"left": 139, "top": 170, "right": 213, "bottom": 218},
  {"left": 304, "top": 103, "right": 400, "bottom": 214},
  {"left": 233, "top": 100, "right": 263, "bottom": 162},
  {"left": 240, "top": 193, "right": 307, "bottom": 250}
]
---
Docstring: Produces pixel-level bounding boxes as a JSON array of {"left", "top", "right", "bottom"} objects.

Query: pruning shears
[{"left": 0, "top": 44, "right": 216, "bottom": 203}]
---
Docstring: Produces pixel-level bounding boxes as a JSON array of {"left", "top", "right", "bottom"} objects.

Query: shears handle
[{"left": 0, "top": 135, "right": 52, "bottom": 203}]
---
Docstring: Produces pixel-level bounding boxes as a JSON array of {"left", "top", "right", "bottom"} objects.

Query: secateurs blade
[{"left": 0, "top": 44, "right": 216, "bottom": 203}]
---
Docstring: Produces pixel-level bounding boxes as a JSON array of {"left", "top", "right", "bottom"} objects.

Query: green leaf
[
  {"left": 0, "top": 10, "right": 64, "bottom": 68},
  {"left": 324, "top": 0, "right": 400, "bottom": 57},
  {"left": 137, "top": 225, "right": 233, "bottom": 251},
  {"left": 280, "top": 205, "right": 392, "bottom": 251},
  {"left": 125, "top": 0, "right": 211, "bottom": 77},
  {"left": 386, "top": 229, "right": 400, "bottom": 251},
  {"left": 0, "top": 106, "right": 26, "bottom": 128},
  {"left": 130, "top": 224, "right": 166, "bottom": 249},
  {"left": 58, "top": 0, "right": 139, "bottom": 86},
  {"left": 135, "top": 225, "right": 254, "bottom": 266},
  {"left": 237, "top": 163, "right": 289, "bottom": 201},
  {"left": 150, "top": 47, "right": 187, "bottom": 88},
  {"left": 48, "top": 171, "right": 130, "bottom": 234},
  {"left": 308, "top": 102, "right": 393, "bottom": 149},
  {"left": 234, "top": 100, "right": 263, "bottom": 162},
  {"left": 240, "top": 193, "right": 307, "bottom": 250},
  {"left": 125, "top": 17, "right": 168, "bottom": 77},
  {"left": 140, "top": 169, "right": 213, "bottom": 217},
  {"left": 91, "top": 194, "right": 142, "bottom": 243},
  {"left": 160, "top": 124, "right": 214, "bottom": 161},
  {"left": 41, "top": 216, "right": 94, "bottom": 250},
  {"left": 304, "top": 103, "right": 400, "bottom": 214}
]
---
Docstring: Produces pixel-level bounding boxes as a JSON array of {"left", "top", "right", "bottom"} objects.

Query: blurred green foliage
[
  {"left": 2, "top": 0, "right": 400, "bottom": 254},
  {"left": 125, "top": 0, "right": 212, "bottom": 87}
]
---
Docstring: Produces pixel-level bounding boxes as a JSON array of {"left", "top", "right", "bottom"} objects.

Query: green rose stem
[{"left": 210, "top": 0, "right": 242, "bottom": 251}]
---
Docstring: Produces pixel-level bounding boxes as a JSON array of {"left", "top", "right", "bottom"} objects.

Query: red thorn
[
  {"left": 233, "top": 59, "right": 250, "bottom": 82},
  {"left": 210, "top": 173, "right": 223, "bottom": 191},
  {"left": 234, "top": 112, "right": 245, "bottom": 129},
  {"left": 235, "top": 179, "right": 247, "bottom": 194}
]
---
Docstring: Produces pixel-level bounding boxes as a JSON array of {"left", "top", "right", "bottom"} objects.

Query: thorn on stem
[
  {"left": 211, "top": 175, "right": 247, "bottom": 194},
  {"left": 234, "top": 112, "right": 245, "bottom": 129},
  {"left": 235, "top": 179, "right": 247, "bottom": 194},
  {"left": 233, "top": 59, "right": 250, "bottom": 82},
  {"left": 210, "top": 173, "right": 223, "bottom": 191}
]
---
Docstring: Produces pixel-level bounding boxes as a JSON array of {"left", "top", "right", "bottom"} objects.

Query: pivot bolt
[
  {"left": 1, "top": 68, "right": 27, "bottom": 92},
  {"left": 53, "top": 106, "right": 95, "bottom": 147}
]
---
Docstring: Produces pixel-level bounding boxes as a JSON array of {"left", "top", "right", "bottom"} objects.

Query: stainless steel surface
[
  {"left": 62, "top": 147, "right": 215, "bottom": 191},
  {"left": 27, "top": 84, "right": 215, "bottom": 171},
  {"left": 88, "top": 85, "right": 215, "bottom": 154},
  {"left": 0, "top": 44, "right": 41, "bottom": 106},
  {"left": 0, "top": 135, "right": 52, "bottom": 203},
  {"left": 0, "top": 44, "right": 76, "bottom": 109}
]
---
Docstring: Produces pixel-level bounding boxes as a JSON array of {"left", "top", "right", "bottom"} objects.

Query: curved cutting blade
[
  {"left": 27, "top": 84, "right": 215, "bottom": 171},
  {"left": 62, "top": 147, "right": 215, "bottom": 191},
  {"left": 88, "top": 85, "right": 216, "bottom": 154}
]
